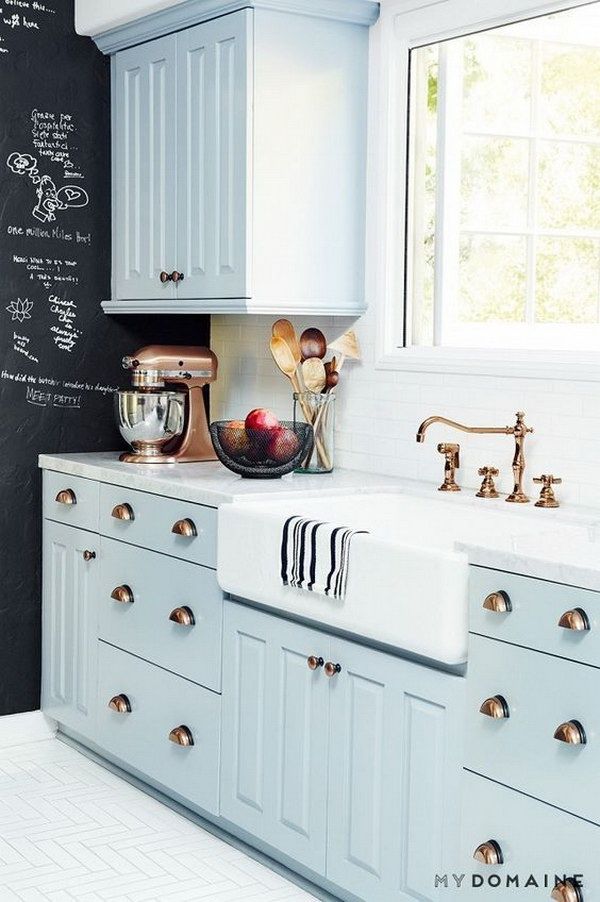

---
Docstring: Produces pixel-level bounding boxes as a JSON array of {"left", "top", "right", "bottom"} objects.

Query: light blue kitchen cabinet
[
  {"left": 41, "top": 521, "right": 98, "bottom": 740},
  {"left": 113, "top": 34, "right": 178, "bottom": 301},
  {"left": 221, "top": 601, "right": 465, "bottom": 900},
  {"left": 220, "top": 601, "right": 330, "bottom": 875},
  {"left": 327, "top": 637, "right": 464, "bottom": 902},
  {"left": 177, "top": 11, "right": 250, "bottom": 301}
]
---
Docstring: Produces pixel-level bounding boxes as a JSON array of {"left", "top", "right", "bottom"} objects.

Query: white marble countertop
[{"left": 39, "top": 451, "right": 600, "bottom": 592}]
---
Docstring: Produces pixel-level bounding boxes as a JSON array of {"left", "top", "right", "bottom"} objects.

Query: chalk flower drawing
[{"left": 6, "top": 298, "right": 34, "bottom": 323}]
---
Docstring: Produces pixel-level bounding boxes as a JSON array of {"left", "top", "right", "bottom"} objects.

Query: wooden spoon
[
  {"left": 272, "top": 319, "right": 301, "bottom": 365},
  {"left": 300, "top": 327, "right": 327, "bottom": 361},
  {"left": 302, "top": 357, "right": 327, "bottom": 393},
  {"left": 328, "top": 330, "right": 361, "bottom": 373}
]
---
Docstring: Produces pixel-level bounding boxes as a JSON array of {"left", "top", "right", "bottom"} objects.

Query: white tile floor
[{"left": 0, "top": 738, "right": 317, "bottom": 902}]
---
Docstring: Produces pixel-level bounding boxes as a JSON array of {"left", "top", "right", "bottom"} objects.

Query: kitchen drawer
[
  {"left": 98, "top": 537, "right": 222, "bottom": 691},
  {"left": 470, "top": 566, "right": 600, "bottom": 667},
  {"left": 466, "top": 633, "right": 600, "bottom": 825},
  {"left": 43, "top": 471, "right": 99, "bottom": 532},
  {"left": 97, "top": 642, "right": 220, "bottom": 815},
  {"left": 98, "top": 484, "right": 217, "bottom": 567},
  {"left": 463, "top": 770, "right": 596, "bottom": 899}
]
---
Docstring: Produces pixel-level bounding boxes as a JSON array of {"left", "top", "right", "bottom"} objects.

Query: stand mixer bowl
[{"left": 115, "top": 390, "right": 186, "bottom": 458}]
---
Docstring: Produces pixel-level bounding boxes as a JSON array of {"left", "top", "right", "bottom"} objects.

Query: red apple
[
  {"left": 266, "top": 426, "right": 301, "bottom": 463},
  {"left": 245, "top": 408, "right": 280, "bottom": 432}
]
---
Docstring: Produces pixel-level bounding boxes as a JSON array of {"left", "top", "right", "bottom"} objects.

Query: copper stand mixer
[{"left": 115, "top": 345, "right": 218, "bottom": 463}]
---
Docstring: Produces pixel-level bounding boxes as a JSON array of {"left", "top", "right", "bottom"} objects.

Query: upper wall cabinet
[{"left": 97, "top": 0, "right": 379, "bottom": 315}]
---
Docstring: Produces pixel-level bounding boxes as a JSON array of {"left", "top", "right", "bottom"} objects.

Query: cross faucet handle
[
  {"left": 477, "top": 466, "right": 500, "bottom": 499},
  {"left": 478, "top": 466, "right": 499, "bottom": 478},
  {"left": 533, "top": 474, "right": 562, "bottom": 508},
  {"left": 533, "top": 474, "right": 562, "bottom": 486}
]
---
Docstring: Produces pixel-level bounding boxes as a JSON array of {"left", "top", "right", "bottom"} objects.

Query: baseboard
[{"left": 0, "top": 710, "right": 57, "bottom": 749}]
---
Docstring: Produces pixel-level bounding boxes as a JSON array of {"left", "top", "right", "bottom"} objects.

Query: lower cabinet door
[
  {"left": 42, "top": 520, "right": 98, "bottom": 740},
  {"left": 221, "top": 601, "right": 330, "bottom": 875},
  {"left": 327, "top": 638, "right": 465, "bottom": 902}
]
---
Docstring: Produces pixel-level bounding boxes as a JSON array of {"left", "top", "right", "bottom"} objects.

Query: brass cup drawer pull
[
  {"left": 108, "top": 694, "right": 131, "bottom": 713},
  {"left": 82, "top": 550, "right": 96, "bottom": 562},
  {"left": 558, "top": 608, "right": 590, "bottom": 632},
  {"left": 307, "top": 655, "right": 324, "bottom": 671},
  {"left": 324, "top": 662, "right": 342, "bottom": 678},
  {"left": 169, "top": 725, "right": 194, "bottom": 746},
  {"left": 482, "top": 591, "right": 512, "bottom": 614},
  {"left": 111, "top": 585, "right": 134, "bottom": 604},
  {"left": 111, "top": 503, "right": 135, "bottom": 521},
  {"left": 171, "top": 518, "right": 197, "bottom": 538},
  {"left": 551, "top": 878, "right": 584, "bottom": 902},
  {"left": 554, "top": 720, "right": 586, "bottom": 745},
  {"left": 55, "top": 488, "right": 77, "bottom": 505},
  {"left": 479, "top": 695, "right": 510, "bottom": 719},
  {"left": 473, "top": 839, "right": 503, "bottom": 866},
  {"left": 169, "top": 606, "right": 195, "bottom": 627}
]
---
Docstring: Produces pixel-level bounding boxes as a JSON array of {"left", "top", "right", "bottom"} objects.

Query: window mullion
[{"left": 526, "top": 39, "right": 542, "bottom": 326}]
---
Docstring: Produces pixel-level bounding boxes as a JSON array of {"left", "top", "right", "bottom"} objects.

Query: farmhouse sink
[{"left": 218, "top": 491, "right": 561, "bottom": 665}]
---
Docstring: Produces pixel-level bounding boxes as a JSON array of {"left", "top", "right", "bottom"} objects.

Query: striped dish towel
[{"left": 280, "top": 516, "right": 368, "bottom": 600}]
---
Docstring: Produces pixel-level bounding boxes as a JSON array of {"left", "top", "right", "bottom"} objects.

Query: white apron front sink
[{"left": 218, "top": 491, "right": 553, "bottom": 665}]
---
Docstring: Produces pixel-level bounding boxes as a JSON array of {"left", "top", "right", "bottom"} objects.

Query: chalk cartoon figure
[
  {"left": 6, "top": 152, "right": 90, "bottom": 221},
  {"left": 6, "top": 298, "right": 33, "bottom": 323}
]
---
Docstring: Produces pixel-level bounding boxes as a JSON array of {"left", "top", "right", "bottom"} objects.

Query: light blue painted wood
[
  {"left": 327, "top": 637, "right": 465, "bottom": 902},
  {"left": 221, "top": 601, "right": 330, "bottom": 875},
  {"left": 41, "top": 521, "right": 99, "bottom": 741},
  {"left": 462, "top": 770, "right": 598, "bottom": 898},
  {"left": 114, "top": 35, "right": 178, "bottom": 301},
  {"left": 92, "top": 0, "right": 380, "bottom": 55},
  {"left": 177, "top": 11, "right": 251, "bottom": 300},
  {"left": 43, "top": 471, "right": 99, "bottom": 532},
  {"left": 98, "top": 537, "right": 223, "bottom": 691},
  {"left": 466, "top": 633, "right": 600, "bottom": 827},
  {"left": 470, "top": 566, "right": 600, "bottom": 667},
  {"left": 96, "top": 641, "right": 221, "bottom": 815},
  {"left": 98, "top": 483, "right": 217, "bottom": 568}
]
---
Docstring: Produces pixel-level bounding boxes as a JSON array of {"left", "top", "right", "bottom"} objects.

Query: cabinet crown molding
[{"left": 92, "top": 0, "right": 380, "bottom": 54}]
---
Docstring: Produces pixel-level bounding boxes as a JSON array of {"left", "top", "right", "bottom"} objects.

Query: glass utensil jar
[{"left": 293, "top": 391, "right": 335, "bottom": 474}]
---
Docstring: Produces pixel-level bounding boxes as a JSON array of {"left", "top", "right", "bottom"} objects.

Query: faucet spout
[{"left": 416, "top": 415, "right": 511, "bottom": 443}]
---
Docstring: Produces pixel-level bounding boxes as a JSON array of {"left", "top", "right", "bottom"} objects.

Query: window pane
[
  {"left": 458, "top": 235, "right": 527, "bottom": 323},
  {"left": 540, "top": 44, "right": 600, "bottom": 137},
  {"left": 462, "top": 35, "right": 532, "bottom": 134},
  {"left": 461, "top": 137, "right": 529, "bottom": 230},
  {"left": 538, "top": 141, "right": 600, "bottom": 231},
  {"left": 536, "top": 237, "right": 600, "bottom": 323}
]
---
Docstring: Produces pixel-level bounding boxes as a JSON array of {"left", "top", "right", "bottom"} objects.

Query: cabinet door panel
[
  {"left": 42, "top": 521, "right": 98, "bottom": 740},
  {"left": 221, "top": 602, "right": 329, "bottom": 874},
  {"left": 114, "top": 35, "right": 177, "bottom": 300},
  {"left": 327, "top": 639, "right": 464, "bottom": 901},
  {"left": 177, "top": 11, "right": 251, "bottom": 300}
]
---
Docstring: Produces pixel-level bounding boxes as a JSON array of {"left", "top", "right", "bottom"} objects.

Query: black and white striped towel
[{"left": 280, "top": 516, "right": 368, "bottom": 600}]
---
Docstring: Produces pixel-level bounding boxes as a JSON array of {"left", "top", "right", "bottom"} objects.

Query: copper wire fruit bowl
[{"left": 210, "top": 421, "right": 313, "bottom": 479}]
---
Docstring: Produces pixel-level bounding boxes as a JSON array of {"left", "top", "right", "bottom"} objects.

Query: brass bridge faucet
[{"left": 416, "top": 411, "right": 533, "bottom": 503}]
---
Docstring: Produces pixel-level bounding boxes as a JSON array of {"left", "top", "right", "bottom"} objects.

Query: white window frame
[{"left": 373, "top": 0, "right": 600, "bottom": 380}]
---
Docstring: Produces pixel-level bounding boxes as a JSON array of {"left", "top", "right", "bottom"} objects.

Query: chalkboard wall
[{"left": 0, "top": 1, "right": 210, "bottom": 714}]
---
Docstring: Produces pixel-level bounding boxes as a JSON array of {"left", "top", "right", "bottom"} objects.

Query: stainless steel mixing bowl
[{"left": 115, "top": 390, "right": 185, "bottom": 457}]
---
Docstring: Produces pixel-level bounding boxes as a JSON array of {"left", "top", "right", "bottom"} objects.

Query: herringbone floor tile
[{"left": 0, "top": 739, "right": 317, "bottom": 902}]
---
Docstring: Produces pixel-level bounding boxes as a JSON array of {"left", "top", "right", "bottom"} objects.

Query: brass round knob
[
  {"left": 324, "top": 662, "right": 342, "bottom": 678},
  {"left": 55, "top": 488, "right": 77, "bottom": 505},
  {"left": 554, "top": 720, "right": 586, "bottom": 745},
  {"left": 171, "top": 518, "right": 197, "bottom": 538},
  {"left": 111, "top": 503, "right": 134, "bottom": 522},
  {"left": 479, "top": 695, "right": 510, "bottom": 719},
  {"left": 171, "top": 270, "right": 184, "bottom": 283},
  {"left": 108, "top": 694, "right": 131, "bottom": 713},
  {"left": 483, "top": 591, "right": 512, "bottom": 613},
  {"left": 160, "top": 270, "right": 172, "bottom": 283},
  {"left": 110, "top": 585, "right": 134, "bottom": 604},
  {"left": 307, "top": 655, "right": 324, "bottom": 671},
  {"left": 551, "top": 878, "right": 583, "bottom": 902},
  {"left": 169, "top": 606, "right": 195, "bottom": 627},
  {"left": 169, "top": 725, "right": 194, "bottom": 746},
  {"left": 558, "top": 608, "right": 590, "bottom": 632},
  {"left": 82, "top": 550, "right": 96, "bottom": 562},
  {"left": 473, "top": 839, "right": 503, "bottom": 866}
]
